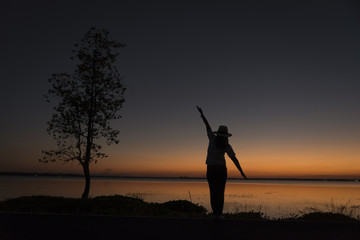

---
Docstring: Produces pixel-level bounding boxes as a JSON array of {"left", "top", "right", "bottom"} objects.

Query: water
[{"left": 1, "top": 176, "right": 360, "bottom": 218}]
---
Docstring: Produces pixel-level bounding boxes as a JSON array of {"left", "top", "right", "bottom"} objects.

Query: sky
[{"left": 1, "top": 0, "right": 360, "bottom": 179}]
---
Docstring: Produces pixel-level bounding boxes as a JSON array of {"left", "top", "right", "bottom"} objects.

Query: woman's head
[
  {"left": 214, "top": 125, "right": 231, "bottom": 149},
  {"left": 213, "top": 125, "right": 232, "bottom": 138}
]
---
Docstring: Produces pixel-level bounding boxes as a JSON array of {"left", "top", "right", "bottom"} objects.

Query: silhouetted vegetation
[
  {"left": 224, "top": 211, "right": 267, "bottom": 220},
  {"left": 297, "top": 212, "right": 358, "bottom": 222},
  {"left": 40, "top": 27, "right": 126, "bottom": 199},
  {"left": 0, "top": 195, "right": 206, "bottom": 218},
  {"left": 1, "top": 195, "right": 359, "bottom": 221}
]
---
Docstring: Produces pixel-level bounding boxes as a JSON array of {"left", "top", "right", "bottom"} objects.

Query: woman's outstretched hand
[
  {"left": 242, "top": 173, "right": 248, "bottom": 180},
  {"left": 197, "top": 106, "right": 211, "bottom": 131},
  {"left": 197, "top": 106, "right": 204, "bottom": 116},
  {"left": 239, "top": 169, "right": 248, "bottom": 180}
]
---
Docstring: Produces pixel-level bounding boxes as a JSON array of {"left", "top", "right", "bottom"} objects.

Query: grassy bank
[{"left": 0, "top": 195, "right": 358, "bottom": 222}]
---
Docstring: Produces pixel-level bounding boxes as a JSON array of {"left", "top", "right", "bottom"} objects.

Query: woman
[{"left": 197, "top": 106, "right": 247, "bottom": 219}]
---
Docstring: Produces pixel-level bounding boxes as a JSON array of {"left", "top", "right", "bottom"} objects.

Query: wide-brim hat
[{"left": 213, "top": 125, "right": 232, "bottom": 137}]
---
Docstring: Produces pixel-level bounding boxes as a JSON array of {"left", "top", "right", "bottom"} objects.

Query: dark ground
[{"left": 1, "top": 212, "right": 360, "bottom": 240}]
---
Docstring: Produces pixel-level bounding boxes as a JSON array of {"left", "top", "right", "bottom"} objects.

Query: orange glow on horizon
[
  {"left": 86, "top": 144, "right": 360, "bottom": 179},
  {"left": 5, "top": 138, "right": 359, "bottom": 179}
]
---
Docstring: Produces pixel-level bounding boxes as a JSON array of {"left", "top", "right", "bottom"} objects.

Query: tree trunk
[{"left": 81, "top": 162, "right": 91, "bottom": 199}]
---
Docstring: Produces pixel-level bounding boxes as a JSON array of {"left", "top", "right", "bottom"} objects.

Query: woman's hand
[
  {"left": 196, "top": 106, "right": 203, "bottom": 116},
  {"left": 197, "top": 106, "right": 212, "bottom": 131},
  {"left": 239, "top": 169, "right": 248, "bottom": 180}
]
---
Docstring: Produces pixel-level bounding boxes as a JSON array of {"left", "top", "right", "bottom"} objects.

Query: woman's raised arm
[{"left": 197, "top": 106, "right": 212, "bottom": 132}]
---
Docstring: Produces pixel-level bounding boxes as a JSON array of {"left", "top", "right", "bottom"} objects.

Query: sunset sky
[{"left": 1, "top": 0, "right": 360, "bottom": 179}]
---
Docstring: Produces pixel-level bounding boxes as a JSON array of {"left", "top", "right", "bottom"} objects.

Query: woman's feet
[{"left": 214, "top": 215, "right": 225, "bottom": 220}]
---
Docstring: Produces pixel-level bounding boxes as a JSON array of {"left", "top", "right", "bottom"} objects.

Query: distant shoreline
[{"left": 0, "top": 171, "right": 359, "bottom": 182}]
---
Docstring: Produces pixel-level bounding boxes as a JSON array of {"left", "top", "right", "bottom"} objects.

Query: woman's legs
[{"left": 207, "top": 165, "right": 227, "bottom": 216}]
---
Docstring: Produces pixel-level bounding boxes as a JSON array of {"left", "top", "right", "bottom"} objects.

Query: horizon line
[{"left": 1, "top": 171, "right": 359, "bottom": 181}]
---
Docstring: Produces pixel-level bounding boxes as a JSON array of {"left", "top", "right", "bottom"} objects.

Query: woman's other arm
[{"left": 230, "top": 156, "right": 248, "bottom": 179}]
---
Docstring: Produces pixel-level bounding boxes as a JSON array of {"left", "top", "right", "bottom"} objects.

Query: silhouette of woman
[{"left": 197, "top": 106, "right": 247, "bottom": 219}]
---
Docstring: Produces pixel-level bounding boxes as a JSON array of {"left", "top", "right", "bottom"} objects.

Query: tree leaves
[{"left": 41, "top": 27, "right": 126, "bottom": 166}]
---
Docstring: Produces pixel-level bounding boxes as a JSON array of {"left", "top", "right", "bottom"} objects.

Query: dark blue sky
[{"left": 1, "top": 0, "right": 360, "bottom": 177}]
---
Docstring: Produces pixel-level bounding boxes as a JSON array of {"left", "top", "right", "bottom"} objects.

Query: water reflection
[
  {"left": 1, "top": 176, "right": 360, "bottom": 218},
  {"left": 224, "top": 182, "right": 360, "bottom": 218}
]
